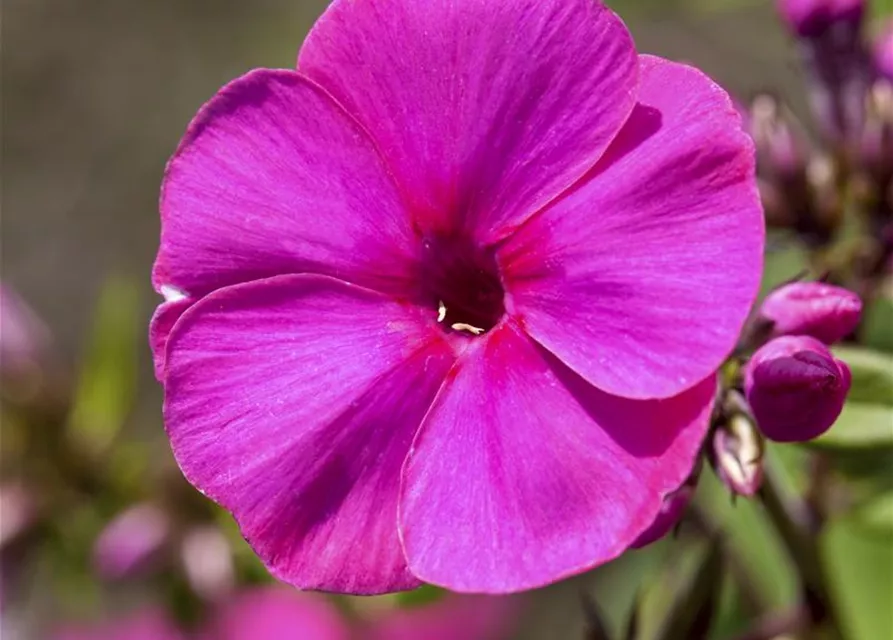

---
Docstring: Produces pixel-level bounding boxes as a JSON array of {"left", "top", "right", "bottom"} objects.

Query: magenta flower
[
  {"left": 759, "top": 281, "right": 862, "bottom": 344},
  {"left": 745, "top": 335, "right": 851, "bottom": 442},
  {"left": 152, "top": 0, "right": 763, "bottom": 593}
]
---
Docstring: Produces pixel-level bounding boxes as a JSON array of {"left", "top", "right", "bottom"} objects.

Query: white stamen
[
  {"left": 451, "top": 322, "right": 485, "bottom": 335},
  {"left": 437, "top": 301, "right": 447, "bottom": 323}
]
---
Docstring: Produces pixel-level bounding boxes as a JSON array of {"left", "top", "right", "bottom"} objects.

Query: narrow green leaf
[
  {"left": 822, "top": 518, "right": 893, "bottom": 640},
  {"left": 694, "top": 469, "right": 798, "bottom": 610},
  {"left": 809, "top": 403, "right": 893, "bottom": 450},
  {"left": 654, "top": 539, "right": 723, "bottom": 640},
  {"left": 66, "top": 275, "right": 140, "bottom": 458},
  {"left": 580, "top": 591, "right": 612, "bottom": 640},
  {"left": 832, "top": 347, "right": 893, "bottom": 407}
]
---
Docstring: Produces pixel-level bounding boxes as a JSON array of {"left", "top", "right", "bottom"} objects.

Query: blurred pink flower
[
  {"left": 365, "top": 594, "right": 517, "bottom": 640},
  {"left": 759, "top": 282, "right": 862, "bottom": 344},
  {"left": 203, "top": 588, "right": 348, "bottom": 640},
  {"left": 745, "top": 335, "right": 851, "bottom": 442},
  {"left": 152, "top": 0, "right": 762, "bottom": 593},
  {"left": 93, "top": 504, "right": 170, "bottom": 581},
  {"left": 53, "top": 609, "right": 185, "bottom": 640}
]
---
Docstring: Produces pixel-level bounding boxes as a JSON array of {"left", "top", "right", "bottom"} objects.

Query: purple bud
[
  {"left": 631, "top": 484, "right": 694, "bottom": 549},
  {"left": 777, "top": 0, "right": 865, "bottom": 38},
  {"left": 92, "top": 504, "right": 170, "bottom": 581},
  {"left": 760, "top": 282, "right": 862, "bottom": 344},
  {"left": 745, "top": 335, "right": 851, "bottom": 442},
  {"left": 712, "top": 414, "right": 764, "bottom": 497},
  {"left": 875, "top": 21, "right": 893, "bottom": 82}
]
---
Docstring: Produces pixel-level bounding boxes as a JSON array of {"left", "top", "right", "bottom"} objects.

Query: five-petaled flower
[{"left": 151, "top": 0, "right": 763, "bottom": 594}]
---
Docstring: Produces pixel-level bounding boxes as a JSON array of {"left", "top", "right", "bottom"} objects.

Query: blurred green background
[{"left": 2, "top": 0, "right": 893, "bottom": 638}]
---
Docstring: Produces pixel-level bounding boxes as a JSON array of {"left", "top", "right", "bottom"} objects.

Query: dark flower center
[{"left": 419, "top": 233, "right": 505, "bottom": 336}]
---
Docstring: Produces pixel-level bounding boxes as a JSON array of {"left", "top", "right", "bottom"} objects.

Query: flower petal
[
  {"left": 299, "top": 0, "right": 637, "bottom": 241},
  {"left": 164, "top": 275, "right": 455, "bottom": 594},
  {"left": 153, "top": 69, "right": 420, "bottom": 368},
  {"left": 500, "top": 55, "right": 763, "bottom": 399},
  {"left": 149, "top": 298, "right": 191, "bottom": 381},
  {"left": 399, "top": 323, "right": 714, "bottom": 593}
]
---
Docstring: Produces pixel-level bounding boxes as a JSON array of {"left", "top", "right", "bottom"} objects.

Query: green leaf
[
  {"left": 694, "top": 468, "right": 798, "bottom": 610},
  {"left": 833, "top": 347, "right": 893, "bottom": 406},
  {"left": 809, "top": 403, "right": 893, "bottom": 450},
  {"left": 861, "top": 296, "right": 893, "bottom": 353},
  {"left": 67, "top": 275, "right": 140, "bottom": 458},
  {"left": 851, "top": 493, "right": 893, "bottom": 536},
  {"left": 822, "top": 518, "right": 893, "bottom": 640},
  {"left": 654, "top": 539, "right": 723, "bottom": 640}
]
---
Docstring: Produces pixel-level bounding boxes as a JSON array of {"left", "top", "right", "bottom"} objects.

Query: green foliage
[
  {"left": 811, "top": 403, "right": 893, "bottom": 449},
  {"left": 822, "top": 518, "right": 893, "bottom": 640},
  {"left": 66, "top": 275, "right": 140, "bottom": 459}
]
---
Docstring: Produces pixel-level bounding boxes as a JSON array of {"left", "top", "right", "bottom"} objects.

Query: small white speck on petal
[{"left": 160, "top": 285, "right": 188, "bottom": 303}]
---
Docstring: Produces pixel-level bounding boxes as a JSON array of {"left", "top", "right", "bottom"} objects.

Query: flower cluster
[{"left": 152, "top": 0, "right": 763, "bottom": 594}]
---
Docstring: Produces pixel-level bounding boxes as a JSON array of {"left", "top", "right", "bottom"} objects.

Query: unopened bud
[
  {"left": 92, "top": 504, "right": 170, "bottom": 580},
  {"left": 749, "top": 94, "right": 808, "bottom": 178},
  {"left": 778, "top": 0, "right": 870, "bottom": 144},
  {"left": 712, "top": 414, "right": 764, "bottom": 497},
  {"left": 631, "top": 482, "right": 696, "bottom": 549},
  {"left": 777, "top": 0, "right": 865, "bottom": 38},
  {"left": 0, "top": 285, "right": 49, "bottom": 381},
  {"left": 759, "top": 282, "right": 862, "bottom": 344},
  {"left": 745, "top": 335, "right": 851, "bottom": 442}
]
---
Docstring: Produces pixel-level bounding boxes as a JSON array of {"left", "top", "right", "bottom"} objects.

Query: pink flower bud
[
  {"left": 759, "top": 282, "right": 862, "bottom": 344},
  {"left": 0, "top": 285, "right": 49, "bottom": 379},
  {"left": 748, "top": 94, "right": 808, "bottom": 178},
  {"left": 777, "top": 0, "right": 865, "bottom": 37},
  {"left": 92, "top": 504, "right": 170, "bottom": 581},
  {"left": 712, "top": 414, "right": 764, "bottom": 497},
  {"left": 630, "top": 484, "right": 694, "bottom": 549},
  {"left": 745, "top": 335, "right": 851, "bottom": 442}
]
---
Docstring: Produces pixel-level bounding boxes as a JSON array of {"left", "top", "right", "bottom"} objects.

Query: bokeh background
[{"left": 3, "top": 0, "right": 892, "bottom": 638}]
